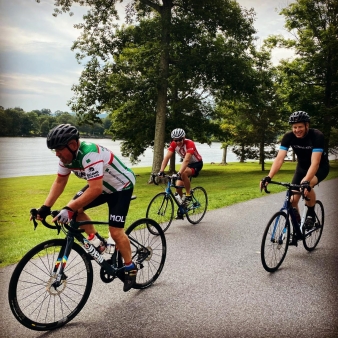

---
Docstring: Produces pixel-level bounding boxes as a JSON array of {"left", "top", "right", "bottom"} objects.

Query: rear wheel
[
  {"left": 146, "top": 192, "right": 174, "bottom": 234},
  {"left": 126, "top": 218, "right": 166, "bottom": 289},
  {"left": 185, "top": 186, "right": 208, "bottom": 224},
  {"left": 8, "top": 239, "right": 93, "bottom": 331},
  {"left": 261, "top": 212, "right": 290, "bottom": 272},
  {"left": 303, "top": 200, "right": 324, "bottom": 251}
]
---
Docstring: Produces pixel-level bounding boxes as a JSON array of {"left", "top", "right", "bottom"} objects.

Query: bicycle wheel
[
  {"left": 126, "top": 218, "right": 166, "bottom": 289},
  {"left": 261, "top": 211, "right": 290, "bottom": 272},
  {"left": 185, "top": 186, "right": 208, "bottom": 224},
  {"left": 303, "top": 200, "right": 324, "bottom": 251},
  {"left": 146, "top": 192, "right": 174, "bottom": 234},
  {"left": 8, "top": 239, "right": 93, "bottom": 331}
]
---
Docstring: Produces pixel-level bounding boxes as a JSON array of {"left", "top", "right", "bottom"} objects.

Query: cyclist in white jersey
[
  {"left": 34, "top": 124, "right": 137, "bottom": 292},
  {"left": 158, "top": 128, "right": 203, "bottom": 218}
]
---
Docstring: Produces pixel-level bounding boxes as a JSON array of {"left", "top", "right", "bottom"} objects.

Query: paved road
[{"left": 1, "top": 178, "right": 337, "bottom": 338}]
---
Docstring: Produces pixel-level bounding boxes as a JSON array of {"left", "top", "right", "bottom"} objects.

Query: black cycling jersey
[{"left": 280, "top": 128, "right": 329, "bottom": 170}]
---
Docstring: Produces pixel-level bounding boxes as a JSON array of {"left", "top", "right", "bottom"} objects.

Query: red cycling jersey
[{"left": 168, "top": 139, "right": 202, "bottom": 163}]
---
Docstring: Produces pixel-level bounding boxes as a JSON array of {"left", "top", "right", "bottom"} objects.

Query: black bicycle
[
  {"left": 8, "top": 208, "right": 166, "bottom": 331},
  {"left": 261, "top": 181, "right": 324, "bottom": 272},
  {"left": 146, "top": 173, "right": 208, "bottom": 234}
]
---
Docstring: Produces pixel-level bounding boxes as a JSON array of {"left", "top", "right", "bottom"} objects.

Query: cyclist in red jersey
[{"left": 158, "top": 128, "right": 203, "bottom": 213}]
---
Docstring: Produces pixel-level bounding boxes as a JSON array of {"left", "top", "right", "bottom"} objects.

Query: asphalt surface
[{"left": 1, "top": 178, "right": 337, "bottom": 338}]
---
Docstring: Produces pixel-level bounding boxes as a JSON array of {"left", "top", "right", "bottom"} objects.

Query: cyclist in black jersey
[{"left": 260, "top": 111, "right": 330, "bottom": 229}]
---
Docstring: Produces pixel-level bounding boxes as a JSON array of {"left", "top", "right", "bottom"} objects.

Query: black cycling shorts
[
  {"left": 188, "top": 161, "right": 203, "bottom": 177},
  {"left": 73, "top": 186, "right": 133, "bottom": 228},
  {"left": 291, "top": 163, "right": 330, "bottom": 189}
]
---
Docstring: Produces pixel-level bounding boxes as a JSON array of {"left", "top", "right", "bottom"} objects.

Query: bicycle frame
[
  {"left": 41, "top": 217, "right": 152, "bottom": 288},
  {"left": 163, "top": 177, "right": 187, "bottom": 214},
  {"left": 50, "top": 220, "right": 122, "bottom": 288},
  {"left": 268, "top": 182, "right": 319, "bottom": 243}
]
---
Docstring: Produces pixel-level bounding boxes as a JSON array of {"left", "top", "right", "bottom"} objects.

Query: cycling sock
[
  {"left": 306, "top": 206, "right": 315, "bottom": 217},
  {"left": 125, "top": 261, "right": 134, "bottom": 270}
]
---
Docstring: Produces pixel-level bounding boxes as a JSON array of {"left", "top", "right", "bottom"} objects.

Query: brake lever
[
  {"left": 30, "top": 208, "right": 39, "bottom": 230},
  {"left": 263, "top": 186, "right": 270, "bottom": 194}
]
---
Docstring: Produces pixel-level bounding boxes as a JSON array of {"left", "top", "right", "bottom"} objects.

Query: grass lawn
[{"left": 1, "top": 160, "right": 337, "bottom": 267}]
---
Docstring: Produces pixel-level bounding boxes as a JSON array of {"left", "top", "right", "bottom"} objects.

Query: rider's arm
[
  {"left": 160, "top": 150, "right": 174, "bottom": 172},
  {"left": 267, "top": 149, "right": 288, "bottom": 179},
  {"left": 178, "top": 153, "right": 192, "bottom": 175},
  {"left": 67, "top": 178, "right": 103, "bottom": 212},
  {"left": 302, "top": 152, "right": 322, "bottom": 184},
  {"left": 43, "top": 174, "right": 69, "bottom": 207}
]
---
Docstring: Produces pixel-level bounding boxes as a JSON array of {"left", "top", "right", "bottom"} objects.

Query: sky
[{"left": 0, "top": 0, "right": 295, "bottom": 113}]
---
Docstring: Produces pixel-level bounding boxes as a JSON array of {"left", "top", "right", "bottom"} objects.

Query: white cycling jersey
[{"left": 57, "top": 141, "right": 135, "bottom": 193}]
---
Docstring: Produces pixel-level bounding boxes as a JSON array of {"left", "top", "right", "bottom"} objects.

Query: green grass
[{"left": 1, "top": 161, "right": 337, "bottom": 268}]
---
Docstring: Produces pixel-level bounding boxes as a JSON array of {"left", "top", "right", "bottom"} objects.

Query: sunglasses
[
  {"left": 173, "top": 138, "right": 184, "bottom": 142},
  {"left": 51, "top": 145, "right": 67, "bottom": 153}
]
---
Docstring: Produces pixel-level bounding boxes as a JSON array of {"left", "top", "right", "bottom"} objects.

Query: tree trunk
[
  {"left": 221, "top": 143, "right": 227, "bottom": 164},
  {"left": 260, "top": 133, "right": 265, "bottom": 171},
  {"left": 240, "top": 144, "right": 245, "bottom": 163},
  {"left": 149, "top": 1, "right": 172, "bottom": 182}
]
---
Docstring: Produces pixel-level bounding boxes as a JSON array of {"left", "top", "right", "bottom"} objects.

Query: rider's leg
[
  {"left": 304, "top": 176, "right": 318, "bottom": 208},
  {"left": 77, "top": 208, "right": 96, "bottom": 235},
  {"left": 179, "top": 168, "right": 193, "bottom": 195},
  {"left": 290, "top": 193, "right": 301, "bottom": 212},
  {"left": 109, "top": 227, "right": 132, "bottom": 263},
  {"left": 304, "top": 176, "right": 318, "bottom": 222}
]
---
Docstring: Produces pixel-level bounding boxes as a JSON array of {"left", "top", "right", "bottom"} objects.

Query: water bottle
[
  {"left": 105, "top": 233, "right": 115, "bottom": 254},
  {"left": 174, "top": 192, "right": 182, "bottom": 205},
  {"left": 87, "top": 233, "right": 105, "bottom": 253}
]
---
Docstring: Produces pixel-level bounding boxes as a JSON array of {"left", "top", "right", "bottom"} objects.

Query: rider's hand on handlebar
[
  {"left": 52, "top": 206, "right": 74, "bottom": 224},
  {"left": 300, "top": 180, "right": 312, "bottom": 196},
  {"left": 260, "top": 176, "right": 271, "bottom": 191},
  {"left": 157, "top": 171, "right": 165, "bottom": 177},
  {"left": 37, "top": 205, "right": 51, "bottom": 219}
]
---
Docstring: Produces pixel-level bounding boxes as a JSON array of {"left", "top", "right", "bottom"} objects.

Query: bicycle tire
[
  {"left": 146, "top": 192, "right": 174, "bottom": 234},
  {"left": 8, "top": 239, "right": 93, "bottom": 331},
  {"left": 261, "top": 211, "right": 290, "bottom": 272},
  {"left": 185, "top": 186, "right": 208, "bottom": 224},
  {"left": 126, "top": 218, "right": 166, "bottom": 289},
  {"left": 303, "top": 200, "right": 324, "bottom": 251}
]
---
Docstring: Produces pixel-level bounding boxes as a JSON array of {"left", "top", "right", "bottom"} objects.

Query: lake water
[{"left": 0, "top": 137, "right": 238, "bottom": 178}]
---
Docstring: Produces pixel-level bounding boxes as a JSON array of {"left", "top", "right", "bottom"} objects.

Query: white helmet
[{"left": 171, "top": 128, "right": 185, "bottom": 139}]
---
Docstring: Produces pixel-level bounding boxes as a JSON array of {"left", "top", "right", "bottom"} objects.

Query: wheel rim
[
  {"left": 261, "top": 212, "right": 289, "bottom": 272},
  {"left": 146, "top": 193, "right": 173, "bottom": 233},
  {"left": 126, "top": 218, "right": 166, "bottom": 289},
  {"left": 186, "top": 187, "right": 208, "bottom": 224},
  {"left": 9, "top": 240, "right": 92, "bottom": 330}
]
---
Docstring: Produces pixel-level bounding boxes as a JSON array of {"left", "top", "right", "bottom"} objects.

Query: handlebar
[
  {"left": 151, "top": 173, "right": 178, "bottom": 186},
  {"left": 30, "top": 208, "right": 62, "bottom": 234},
  {"left": 30, "top": 208, "right": 109, "bottom": 234},
  {"left": 262, "top": 181, "right": 310, "bottom": 200}
]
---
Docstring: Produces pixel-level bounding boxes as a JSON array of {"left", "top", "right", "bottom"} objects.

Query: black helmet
[
  {"left": 47, "top": 124, "right": 79, "bottom": 149},
  {"left": 289, "top": 111, "right": 310, "bottom": 124}
]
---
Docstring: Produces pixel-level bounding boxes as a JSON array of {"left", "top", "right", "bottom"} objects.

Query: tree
[
  {"left": 38, "top": 0, "right": 256, "bottom": 173},
  {"left": 266, "top": 0, "right": 338, "bottom": 153},
  {"left": 216, "top": 45, "right": 286, "bottom": 170}
]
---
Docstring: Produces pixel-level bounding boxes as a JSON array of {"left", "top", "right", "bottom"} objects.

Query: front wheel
[
  {"left": 185, "top": 186, "right": 208, "bottom": 224},
  {"left": 146, "top": 192, "right": 174, "bottom": 234},
  {"left": 303, "top": 200, "right": 324, "bottom": 251},
  {"left": 261, "top": 212, "right": 290, "bottom": 272},
  {"left": 126, "top": 218, "right": 167, "bottom": 289},
  {"left": 8, "top": 239, "right": 93, "bottom": 331}
]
